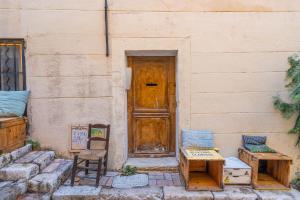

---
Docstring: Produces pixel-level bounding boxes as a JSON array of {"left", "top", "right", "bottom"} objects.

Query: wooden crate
[
  {"left": 223, "top": 157, "right": 251, "bottom": 185},
  {"left": 180, "top": 147, "right": 224, "bottom": 191},
  {"left": 238, "top": 148, "right": 292, "bottom": 190},
  {"left": 0, "top": 117, "right": 27, "bottom": 153}
]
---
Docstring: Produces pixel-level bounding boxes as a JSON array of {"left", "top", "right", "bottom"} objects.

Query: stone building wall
[{"left": 1, "top": 0, "right": 300, "bottom": 176}]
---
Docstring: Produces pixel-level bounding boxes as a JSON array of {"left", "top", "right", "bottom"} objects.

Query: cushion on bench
[
  {"left": 0, "top": 91, "right": 29, "bottom": 117},
  {"left": 182, "top": 129, "right": 214, "bottom": 149}
]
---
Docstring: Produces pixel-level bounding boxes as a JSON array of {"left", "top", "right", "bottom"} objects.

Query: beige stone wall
[{"left": 1, "top": 0, "right": 300, "bottom": 176}]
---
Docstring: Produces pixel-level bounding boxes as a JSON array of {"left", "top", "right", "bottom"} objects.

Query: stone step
[
  {"left": 0, "top": 153, "right": 11, "bottom": 169},
  {"left": 15, "top": 151, "right": 55, "bottom": 170},
  {"left": 17, "top": 193, "right": 51, "bottom": 200},
  {"left": 0, "top": 163, "right": 39, "bottom": 180},
  {"left": 164, "top": 186, "right": 213, "bottom": 200},
  {"left": 52, "top": 186, "right": 101, "bottom": 200},
  {"left": 124, "top": 157, "right": 178, "bottom": 172},
  {"left": 11, "top": 144, "right": 32, "bottom": 161},
  {"left": 100, "top": 187, "right": 163, "bottom": 200},
  {"left": 28, "top": 159, "right": 73, "bottom": 193},
  {"left": 0, "top": 179, "right": 28, "bottom": 200},
  {"left": 213, "top": 186, "right": 257, "bottom": 200}
]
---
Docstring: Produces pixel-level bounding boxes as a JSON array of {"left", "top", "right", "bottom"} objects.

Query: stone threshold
[{"left": 124, "top": 157, "right": 179, "bottom": 172}]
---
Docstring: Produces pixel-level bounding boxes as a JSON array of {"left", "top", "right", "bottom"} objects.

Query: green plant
[
  {"left": 292, "top": 176, "right": 300, "bottom": 189},
  {"left": 121, "top": 165, "right": 137, "bottom": 176},
  {"left": 273, "top": 55, "right": 300, "bottom": 145},
  {"left": 26, "top": 139, "right": 41, "bottom": 150}
]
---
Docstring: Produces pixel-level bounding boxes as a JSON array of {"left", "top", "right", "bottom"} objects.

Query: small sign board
[{"left": 69, "top": 125, "right": 89, "bottom": 152}]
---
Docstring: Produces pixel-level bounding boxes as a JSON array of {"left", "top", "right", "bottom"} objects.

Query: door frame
[
  {"left": 127, "top": 56, "right": 176, "bottom": 158},
  {"left": 110, "top": 37, "right": 191, "bottom": 170}
]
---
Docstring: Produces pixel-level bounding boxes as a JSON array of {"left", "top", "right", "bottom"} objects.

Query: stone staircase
[{"left": 0, "top": 144, "right": 73, "bottom": 200}]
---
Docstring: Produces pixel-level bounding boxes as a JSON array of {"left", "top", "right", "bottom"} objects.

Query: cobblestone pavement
[
  {"left": 148, "top": 172, "right": 183, "bottom": 187},
  {"left": 66, "top": 171, "right": 183, "bottom": 188}
]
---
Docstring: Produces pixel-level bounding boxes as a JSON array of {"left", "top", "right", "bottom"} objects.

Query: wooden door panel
[
  {"left": 134, "top": 116, "right": 169, "bottom": 154},
  {"left": 134, "top": 59, "right": 168, "bottom": 112},
  {"left": 128, "top": 56, "right": 176, "bottom": 157}
]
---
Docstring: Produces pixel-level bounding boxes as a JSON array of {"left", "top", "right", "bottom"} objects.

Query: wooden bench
[
  {"left": 180, "top": 147, "right": 224, "bottom": 191},
  {"left": 238, "top": 148, "right": 292, "bottom": 190}
]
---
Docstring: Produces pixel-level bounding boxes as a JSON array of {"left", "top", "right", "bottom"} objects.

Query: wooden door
[{"left": 127, "top": 56, "right": 176, "bottom": 157}]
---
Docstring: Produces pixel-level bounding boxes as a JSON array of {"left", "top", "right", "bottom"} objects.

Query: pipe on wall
[{"left": 105, "top": 0, "right": 109, "bottom": 57}]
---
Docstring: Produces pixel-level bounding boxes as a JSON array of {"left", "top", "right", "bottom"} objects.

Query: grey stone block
[
  {"left": 112, "top": 174, "right": 148, "bottom": 189},
  {"left": 0, "top": 163, "right": 39, "bottom": 181},
  {"left": 254, "top": 190, "right": 296, "bottom": 200},
  {"left": 53, "top": 186, "right": 101, "bottom": 200},
  {"left": 0, "top": 181, "right": 13, "bottom": 188},
  {"left": 213, "top": 186, "right": 257, "bottom": 200},
  {"left": 0, "top": 179, "right": 28, "bottom": 200},
  {"left": 28, "top": 159, "right": 73, "bottom": 193},
  {"left": 100, "top": 187, "right": 163, "bottom": 200},
  {"left": 0, "top": 154, "right": 11, "bottom": 169},
  {"left": 11, "top": 144, "right": 32, "bottom": 161},
  {"left": 163, "top": 186, "right": 213, "bottom": 200},
  {"left": 18, "top": 193, "right": 51, "bottom": 200}
]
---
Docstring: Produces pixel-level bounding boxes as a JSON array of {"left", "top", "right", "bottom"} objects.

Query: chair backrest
[{"left": 87, "top": 124, "right": 110, "bottom": 151}]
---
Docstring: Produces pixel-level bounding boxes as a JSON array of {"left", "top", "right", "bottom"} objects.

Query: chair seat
[{"left": 78, "top": 149, "right": 107, "bottom": 161}]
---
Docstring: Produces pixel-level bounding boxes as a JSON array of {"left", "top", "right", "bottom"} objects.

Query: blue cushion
[
  {"left": 182, "top": 129, "right": 214, "bottom": 148},
  {"left": 0, "top": 91, "right": 29, "bottom": 117}
]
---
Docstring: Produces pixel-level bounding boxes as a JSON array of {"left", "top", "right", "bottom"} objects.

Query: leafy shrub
[
  {"left": 121, "top": 165, "right": 137, "bottom": 176},
  {"left": 26, "top": 139, "right": 41, "bottom": 150}
]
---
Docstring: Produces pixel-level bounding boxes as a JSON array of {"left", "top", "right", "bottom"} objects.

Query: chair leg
[
  {"left": 85, "top": 160, "right": 89, "bottom": 175},
  {"left": 71, "top": 155, "right": 78, "bottom": 187},
  {"left": 103, "top": 155, "right": 108, "bottom": 175},
  {"left": 96, "top": 158, "right": 102, "bottom": 187}
]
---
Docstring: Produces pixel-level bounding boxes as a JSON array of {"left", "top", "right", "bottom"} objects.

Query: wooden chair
[{"left": 71, "top": 124, "right": 110, "bottom": 187}]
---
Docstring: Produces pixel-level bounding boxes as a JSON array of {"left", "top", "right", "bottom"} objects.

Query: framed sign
[
  {"left": 91, "top": 127, "right": 107, "bottom": 138},
  {"left": 69, "top": 125, "right": 89, "bottom": 152}
]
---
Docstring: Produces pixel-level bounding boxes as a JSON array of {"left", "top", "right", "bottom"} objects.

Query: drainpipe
[{"left": 105, "top": 0, "right": 109, "bottom": 57}]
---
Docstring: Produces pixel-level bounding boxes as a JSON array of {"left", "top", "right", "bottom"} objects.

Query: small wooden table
[
  {"left": 238, "top": 148, "right": 292, "bottom": 190},
  {"left": 180, "top": 147, "right": 224, "bottom": 191},
  {"left": 0, "top": 117, "right": 27, "bottom": 153}
]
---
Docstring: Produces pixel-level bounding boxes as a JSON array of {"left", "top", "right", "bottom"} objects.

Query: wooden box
[
  {"left": 180, "top": 148, "right": 224, "bottom": 191},
  {"left": 0, "top": 117, "right": 26, "bottom": 153},
  {"left": 223, "top": 157, "right": 251, "bottom": 185},
  {"left": 238, "top": 148, "right": 292, "bottom": 190}
]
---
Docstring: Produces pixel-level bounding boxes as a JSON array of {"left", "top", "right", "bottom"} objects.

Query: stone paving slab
[
  {"left": 0, "top": 154, "right": 11, "bottom": 169},
  {"left": 164, "top": 186, "right": 213, "bottom": 200},
  {"left": 213, "top": 186, "right": 257, "bottom": 200},
  {"left": 100, "top": 187, "right": 163, "bottom": 200},
  {"left": 0, "top": 163, "right": 39, "bottom": 181},
  {"left": 16, "top": 151, "right": 55, "bottom": 170},
  {"left": 18, "top": 193, "right": 51, "bottom": 200},
  {"left": 112, "top": 174, "right": 148, "bottom": 189},
  {"left": 254, "top": 189, "right": 298, "bottom": 200},
  {"left": 28, "top": 159, "right": 73, "bottom": 193},
  {"left": 0, "top": 179, "right": 28, "bottom": 200},
  {"left": 10, "top": 144, "right": 32, "bottom": 161},
  {"left": 53, "top": 186, "right": 101, "bottom": 200}
]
